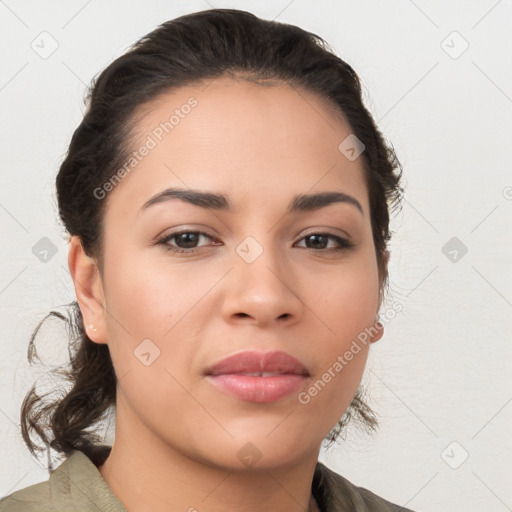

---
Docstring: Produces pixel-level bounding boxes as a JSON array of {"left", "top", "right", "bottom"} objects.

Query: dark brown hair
[{"left": 21, "top": 8, "right": 403, "bottom": 471}]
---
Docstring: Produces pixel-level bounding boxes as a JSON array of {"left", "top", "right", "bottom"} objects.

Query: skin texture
[{"left": 68, "top": 77, "right": 386, "bottom": 512}]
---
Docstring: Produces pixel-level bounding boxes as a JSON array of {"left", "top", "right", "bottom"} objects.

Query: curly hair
[{"left": 20, "top": 8, "right": 403, "bottom": 471}]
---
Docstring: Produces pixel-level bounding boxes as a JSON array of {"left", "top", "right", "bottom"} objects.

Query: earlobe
[
  {"left": 370, "top": 320, "right": 384, "bottom": 343},
  {"left": 68, "top": 236, "right": 108, "bottom": 344}
]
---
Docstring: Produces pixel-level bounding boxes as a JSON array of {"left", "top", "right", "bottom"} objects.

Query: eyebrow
[{"left": 140, "top": 187, "right": 364, "bottom": 216}]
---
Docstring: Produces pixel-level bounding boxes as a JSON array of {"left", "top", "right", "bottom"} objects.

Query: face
[{"left": 77, "top": 78, "right": 384, "bottom": 470}]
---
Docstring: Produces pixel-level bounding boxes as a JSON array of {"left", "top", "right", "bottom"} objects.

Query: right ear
[{"left": 68, "top": 235, "right": 108, "bottom": 344}]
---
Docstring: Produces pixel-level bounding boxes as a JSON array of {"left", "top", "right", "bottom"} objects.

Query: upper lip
[{"left": 205, "top": 350, "right": 310, "bottom": 376}]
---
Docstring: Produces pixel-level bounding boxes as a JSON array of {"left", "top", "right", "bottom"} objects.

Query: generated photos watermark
[
  {"left": 297, "top": 302, "right": 402, "bottom": 405},
  {"left": 93, "top": 97, "right": 198, "bottom": 200}
]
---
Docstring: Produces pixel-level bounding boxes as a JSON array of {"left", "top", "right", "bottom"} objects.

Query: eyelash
[{"left": 155, "top": 230, "right": 354, "bottom": 254}]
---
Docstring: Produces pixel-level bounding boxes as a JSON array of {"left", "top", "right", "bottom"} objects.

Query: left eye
[
  {"left": 296, "top": 233, "right": 353, "bottom": 251},
  {"left": 156, "top": 231, "right": 353, "bottom": 253}
]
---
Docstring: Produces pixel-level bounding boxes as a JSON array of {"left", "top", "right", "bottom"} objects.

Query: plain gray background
[{"left": 1, "top": 1, "right": 511, "bottom": 510}]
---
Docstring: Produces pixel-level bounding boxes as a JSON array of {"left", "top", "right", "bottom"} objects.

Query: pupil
[
  {"left": 178, "top": 233, "right": 199, "bottom": 248},
  {"left": 307, "top": 234, "right": 326, "bottom": 249}
]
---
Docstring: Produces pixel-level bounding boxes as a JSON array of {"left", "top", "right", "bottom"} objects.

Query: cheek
[
  {"left": 103, "top": 252, "right": 196, "bottom": 334},
  {"left": 308, "top": 256, "right": 380, "bottom": 344},
  {"left": 300, "top": 251, "right": 379, "bottom": 397},
  {"left": 296, "top": 269, "right": 377, "bottom": 430},
  {"left": 100, "top": 259, "right": 199, "bottom": 417},
  {"left": 100, "top": 251, "right": 221, "bottom": 383}
]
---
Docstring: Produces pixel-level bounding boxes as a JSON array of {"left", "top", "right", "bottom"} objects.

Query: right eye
[{"left": 156, "top": 230, "right": 220, "bottom": 253}]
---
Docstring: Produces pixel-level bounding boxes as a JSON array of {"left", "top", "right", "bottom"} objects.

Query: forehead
[{"left": 105, "top": 77, "right": 369, "bottom": 215}]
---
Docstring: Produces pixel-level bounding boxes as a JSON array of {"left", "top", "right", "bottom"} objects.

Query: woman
[{"left": 1, "top": 8, "right": 411, "bottom": 511}]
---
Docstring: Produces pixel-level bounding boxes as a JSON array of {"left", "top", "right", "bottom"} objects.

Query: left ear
[
  {"left": 378, "top": 249, "right": 390, "bottom": 309},
  {"left": 369, "top": 317, "right": 384, "bottom": 343},
  {"left": 371, "top": 249, "right": 390, "bottom": 344}
]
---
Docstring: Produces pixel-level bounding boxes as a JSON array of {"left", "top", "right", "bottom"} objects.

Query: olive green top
[{"left": 0, "top": 446, "right": 415, "bottom": 511}]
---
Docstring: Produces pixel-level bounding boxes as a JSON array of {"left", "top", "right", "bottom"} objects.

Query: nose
[{"left": 221, "top": 243, "right": 305, "bottom": 328}]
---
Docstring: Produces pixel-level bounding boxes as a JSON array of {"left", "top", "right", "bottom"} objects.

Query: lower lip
[{"left": 206, "top": 374, "right": 308, "bottom": 403}]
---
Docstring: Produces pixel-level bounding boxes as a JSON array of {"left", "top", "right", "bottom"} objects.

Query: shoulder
[
  {"left": 313, "top": 461, "right": 416, "bottom": 512},
  {"left": 0, "top": 478, "right": 53, "bottom": 512},
  {"left": 0, "top": 447, "right": 124, "bottom": 512}
]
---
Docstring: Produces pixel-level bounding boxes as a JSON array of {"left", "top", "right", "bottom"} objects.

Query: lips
[{"left": 204, "top": 351, "right": 310, "bottom": 403}]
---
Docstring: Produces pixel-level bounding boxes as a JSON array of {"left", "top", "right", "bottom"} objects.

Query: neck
[
  {"left": 98, "top": 402, "right": 322, "bottom": 512},
  {"left": 99, "top": 443, "right": 320, "bottom": 512}
]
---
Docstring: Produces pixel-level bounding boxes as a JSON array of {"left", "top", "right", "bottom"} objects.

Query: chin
[{"left": 204, "top": 425, "right": 322, "bottom": 471}]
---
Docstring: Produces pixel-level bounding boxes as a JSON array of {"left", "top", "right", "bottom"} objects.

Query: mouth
[{"left": 204, "top": 350, "right": 310, "bottom": 403}]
